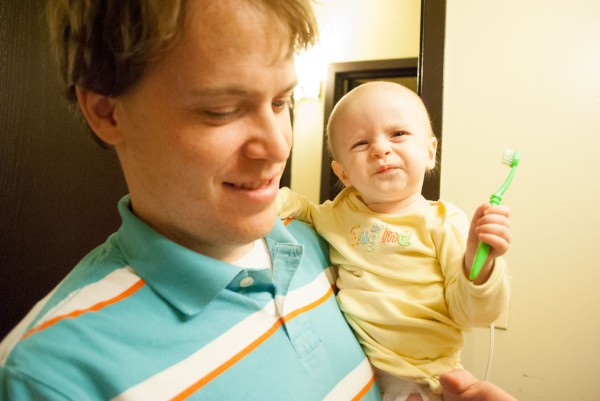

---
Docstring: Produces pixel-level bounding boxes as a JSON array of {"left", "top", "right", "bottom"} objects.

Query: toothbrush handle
[
  {"left": 470, "top": 241, "right": 491, "bottom": 280},
  {"left": 470, "top": 156, "right": 518, "bottom": 280},
  {"left": 470, "top": 193, "right": 502, "bottom": 280}
]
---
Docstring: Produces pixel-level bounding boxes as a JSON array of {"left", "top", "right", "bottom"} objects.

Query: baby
[{"left": 277, "top": 82, "right": 511, "bottom": 401}]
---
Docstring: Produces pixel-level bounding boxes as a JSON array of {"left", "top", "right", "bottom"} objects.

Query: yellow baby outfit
[{"left": 277, "top": 187, "right": 509, "bottom": 394}]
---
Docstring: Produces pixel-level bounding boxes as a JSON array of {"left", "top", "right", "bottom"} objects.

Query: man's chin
[{"left": 235, "top": 210, "right": 277, "bottom": 241}]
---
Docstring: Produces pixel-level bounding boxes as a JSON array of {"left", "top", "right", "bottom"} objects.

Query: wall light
[{"left": 294, "top": 45, "right": 326, "bottom": 100}]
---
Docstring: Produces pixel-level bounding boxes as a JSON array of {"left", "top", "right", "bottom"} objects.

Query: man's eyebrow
[
  {"left": 189, "top": 86, "right": 254, "bottom": 98},
  {"left": 188, "top": 81, "right": 298, "bottom": 99},
  {"left": 282, "top": 81, "right": 299, "bottom": 94}
]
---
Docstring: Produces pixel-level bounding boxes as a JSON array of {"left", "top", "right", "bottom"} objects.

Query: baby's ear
[
  {"left": 427, "top": 136, "right": 438, "bottom": 170},
  {"left": 332, "top": 160, "right": 351, "bottom": 187}
]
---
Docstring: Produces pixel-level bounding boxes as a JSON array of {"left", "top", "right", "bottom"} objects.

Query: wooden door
[{"left": 0, "top": 0, "right": 128, "bottom": 338}]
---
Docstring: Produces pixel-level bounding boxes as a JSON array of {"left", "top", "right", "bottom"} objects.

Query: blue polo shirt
[{"left": 0, "top": 196, "right": 379, "bottom": 400}]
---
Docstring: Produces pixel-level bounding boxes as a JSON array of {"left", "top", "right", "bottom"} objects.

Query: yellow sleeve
[
  {"left": 437, "top": 205, "right": 510, "bottom": 328},
  {"left": 276, "top": 187, "right": 317, "bottom": 225}
]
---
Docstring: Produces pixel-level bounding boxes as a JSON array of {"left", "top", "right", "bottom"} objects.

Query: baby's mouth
[{"left": 375, "top": 165, "right": 398, "bottom": 174}]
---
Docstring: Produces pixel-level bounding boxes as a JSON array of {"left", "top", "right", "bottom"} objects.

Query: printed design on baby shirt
[{"left": 350, "top": 224, "right": 412, "bottom": 252}]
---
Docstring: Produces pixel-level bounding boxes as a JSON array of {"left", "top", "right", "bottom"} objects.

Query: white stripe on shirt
[
  {"left": 112, "top": 271, "right": 334, "bottom": 401},
  {"left": 321, "top": 357, "right": 375, "bottom": 401},
  {"left": 22, "top": 267, "right": 142, "bottom": 339}
]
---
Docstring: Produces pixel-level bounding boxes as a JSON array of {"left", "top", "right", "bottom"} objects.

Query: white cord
[{"left": 483, "top": 323, "right": 495, "bottom": 381}]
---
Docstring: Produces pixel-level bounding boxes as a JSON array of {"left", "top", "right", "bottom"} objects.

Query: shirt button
[{"left": 240, "top": 277, "right": 255, "bottom": 287}]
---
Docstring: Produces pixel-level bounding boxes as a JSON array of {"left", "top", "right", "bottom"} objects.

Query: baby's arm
[
  {"left": 464, "top": 203, "right": 511, "bottom": 284},
  {"left": 276, "top": 187, "right": 316, "bottom": 225}
]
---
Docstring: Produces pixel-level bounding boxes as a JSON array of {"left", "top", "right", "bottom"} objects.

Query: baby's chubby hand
[
  {"left": 464, "top": 203, "right": 511, "bottom": 283},
  {"left": 469, "top": 203, "right": 511, "bottom": 258}
]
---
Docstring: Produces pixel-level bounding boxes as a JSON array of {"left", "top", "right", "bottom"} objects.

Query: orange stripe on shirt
[
  {"left": 283, "top": 286, "right": 333, "bottom": 323},
  {"left": 21, "top": 279, "right": 146, "bottom": 340},
  {"left": 170, "top": 286, "right": 334, "bottom": 401},
  {"left": 352, "top": 374, "right": 376, "bottom": 401},
  {"left": 170, "top": 319, "right": 284, "bottom": 401}
]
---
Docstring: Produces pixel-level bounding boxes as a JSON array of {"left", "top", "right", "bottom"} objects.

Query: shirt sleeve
[
  {"left": 1, "top": 365, "right": 73, "bottom": 401},
  {"left": 437, "top": 205, "right": 510, "bottom": 328}
]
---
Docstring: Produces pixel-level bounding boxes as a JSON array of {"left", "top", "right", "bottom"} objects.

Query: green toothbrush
[{"left": 470, "top": 149, "right": 521, "bottom": 280}]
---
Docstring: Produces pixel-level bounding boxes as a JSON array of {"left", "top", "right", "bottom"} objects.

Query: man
[{"left": 0, "top": 1, "right": 516, "bottom": 400}]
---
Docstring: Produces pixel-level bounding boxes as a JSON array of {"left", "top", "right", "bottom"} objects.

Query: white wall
[
  {"left": 442, "top": 1, "right": 600, "bottom": 400},
  {"left": 290, "top": 0, "right": 421, "bottom": 202}
]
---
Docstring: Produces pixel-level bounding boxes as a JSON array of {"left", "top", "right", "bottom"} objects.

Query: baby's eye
[
  {"left": 391, "top": 131, "right": 406, "bottom": 138},
  {"left": 350, "top": 140, "right": 369, "bottom": 150}
]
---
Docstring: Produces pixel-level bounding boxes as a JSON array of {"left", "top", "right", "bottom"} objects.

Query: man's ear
[
  {"left": 332, "top": 160, "right": 351, "bottom": 187},
  {"left": 427, "top": 136, "right": 438, "bottom": 170},
  {"left": 75, "top": 86, "right": 122, "bottom": 145}
]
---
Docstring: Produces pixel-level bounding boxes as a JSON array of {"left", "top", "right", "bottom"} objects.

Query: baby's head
[{"left": 326, "top": 81, "right": 437, "bottom": 208}]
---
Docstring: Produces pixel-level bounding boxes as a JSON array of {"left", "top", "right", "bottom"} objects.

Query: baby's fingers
[
  {"left": 476, "top": 221, "right": 511, "bottom": 256},
  {"left": 483, "top": 204, "right": 510, "bottom": 218}
]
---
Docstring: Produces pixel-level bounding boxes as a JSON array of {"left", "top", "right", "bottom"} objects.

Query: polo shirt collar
[
  {"left": 114, "top": 196, "right": 241, "bottom": 317},
  {"left": 113, "top": 196, "right": 300, "bottom": 317}
]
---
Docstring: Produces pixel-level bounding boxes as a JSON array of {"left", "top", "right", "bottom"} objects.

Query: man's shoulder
[
  {"left": 279, "top": 218, "right": 331, "bottom": 264},
  {"left": 0, "top": 236, "right": 137, "bottom": 400}
]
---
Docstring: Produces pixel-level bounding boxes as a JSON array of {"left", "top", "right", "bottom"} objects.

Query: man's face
[{"left": 112, "top": 0, "right": 296, "bottom": 261}]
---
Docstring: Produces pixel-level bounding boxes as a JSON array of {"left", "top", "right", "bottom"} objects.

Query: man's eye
[
  {"left": 205, "top": 111, "right": 233, "bottom": 119},
  {"left": 272, "top": 99, "right": 293, "bottom": 112},
  {"left": 203, "top": 108, "right": 240, "bottom": 120}
]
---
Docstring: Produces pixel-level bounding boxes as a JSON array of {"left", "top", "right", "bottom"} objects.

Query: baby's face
[{"left": 330, "top": 83, "right": 436, "bottom": 208}]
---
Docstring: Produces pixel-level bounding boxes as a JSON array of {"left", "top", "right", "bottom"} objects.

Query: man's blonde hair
[{"left": 46, "top": 0, "right": 319, "bottom": 103}]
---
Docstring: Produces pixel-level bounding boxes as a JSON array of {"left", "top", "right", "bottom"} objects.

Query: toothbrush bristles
[{"left": 501, "top": 148, "right": 520, "bottom": 167}]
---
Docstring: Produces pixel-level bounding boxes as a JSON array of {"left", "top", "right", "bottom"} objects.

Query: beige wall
[
  {"left": 290, "top": 0, "right": 421, "bottom": 201},
  {"left": 292, "top": 1, "right": 600, "bottom": 400},
  {"left": 443, "top": 1, "right": 600, "bottom": 400}
]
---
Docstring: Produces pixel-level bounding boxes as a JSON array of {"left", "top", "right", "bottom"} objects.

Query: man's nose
[{"left": 243, "top": 107, "right": 291, "bottom": 162}]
